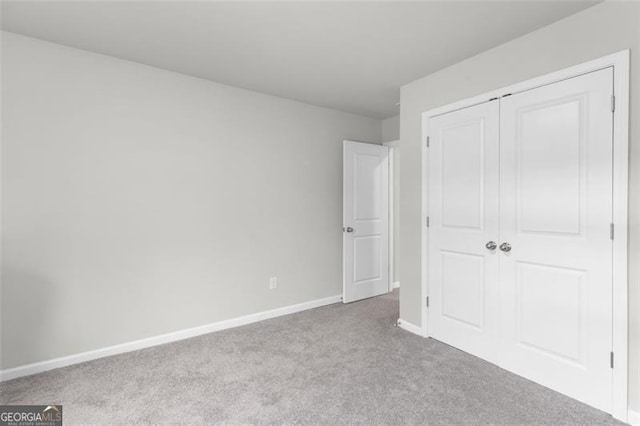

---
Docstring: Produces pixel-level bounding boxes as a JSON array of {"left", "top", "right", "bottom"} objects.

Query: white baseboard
[
  {"left": 0, "top": 294, "right": 342, "bottom": 382},
  {"left": 392, "top": 281, "right": 400, "bottom": 289},
  {"left": 628, "top": 409, "right": 640, "bottom": 425},
  {"left": 397, "top": 318, "right": 422, "bottom": 336}
]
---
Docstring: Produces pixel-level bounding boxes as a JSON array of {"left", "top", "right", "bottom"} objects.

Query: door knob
[
  {"left": 485, "top": 241, "right": 497, "bottom": 250},
  {"left": 345, "top": 227, "right": 354, "bottom": 233},
  {"left": 499, "top": 242, "right": 512, "bottom": 252}
]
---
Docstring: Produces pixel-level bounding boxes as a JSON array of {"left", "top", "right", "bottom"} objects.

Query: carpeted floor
[{"left": 0, "top": 290, "right": 622, "bottom": 425}]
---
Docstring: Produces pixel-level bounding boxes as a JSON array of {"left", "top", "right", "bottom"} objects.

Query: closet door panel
[
  {"left": 499, "top": 68, "right": 613, "bottom": 412},
  {"left": 427, "top": 101, "right": 500, "bottom": 363}
]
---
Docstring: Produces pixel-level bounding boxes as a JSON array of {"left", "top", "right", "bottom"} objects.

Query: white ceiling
[{"left": 1, "top": 1, "right": 599, "bottom": 119}]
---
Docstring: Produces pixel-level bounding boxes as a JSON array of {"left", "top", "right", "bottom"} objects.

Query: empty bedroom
[{"left": 0, "top": 1, "right": 639, "bottom": 425}]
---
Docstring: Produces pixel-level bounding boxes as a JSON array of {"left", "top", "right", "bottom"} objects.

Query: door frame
[
  {"left": 420, "top": 50, "right": 629, "bottom": 421},
  {"left": 384, "top": 139, "right": 400, "bottom": 291}
]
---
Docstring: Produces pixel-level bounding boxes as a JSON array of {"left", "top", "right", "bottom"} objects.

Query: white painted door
[
  {"left": 343, "top": 141, "right": 389, "bottom": 303},
  {"left": 499, "top": 68, "right": 613, "bottom": 411},
  {"left": 427, "top": 101, "right": 501, "bottom": 363},
  {"left": 426, "top": 68, "right": 614, "bottom": 413}
]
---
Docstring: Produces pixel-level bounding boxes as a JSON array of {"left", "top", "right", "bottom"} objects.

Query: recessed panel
[
  {"left": 517, "top": 262, "right": 584, "bottom": 363},
  {"left": 354, "top": 153, "right": 382, "bottom": 221},
  {"left": 441, "top": 250, "right": 484, "bottom": 329},
  {"left": 441, "top": 120, "right": 484, "bottom": 229},
  {"left": 353, "top": 236, "right": 381, "bottom": 283},
  {"left": 518, "top": 99, "right": 583, "bottom": 235}
]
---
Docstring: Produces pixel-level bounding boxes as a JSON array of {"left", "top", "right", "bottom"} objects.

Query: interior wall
[
  {"left": 391, "top": 146, "right": 400, "bottom": 285},
  {"left": 381, "top": 115, "right": 400, "bottom": 143},
  {"left": 399, "top": 1, "right": 640, "bottom": 412},
  {"left": 0, "top": 32, "right": 381, "bottom": 370}
]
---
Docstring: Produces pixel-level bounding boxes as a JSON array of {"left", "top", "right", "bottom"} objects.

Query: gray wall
[
  {"left": 0, "top": 32, "right": 381, "bottom": 370},
  {"left": 390, "top": 146, "right": 400, "bottom": 285},
  {"left": 399, "top": 1, "right": 640, "bottom": 412},
  {"left": 381, "top": 115, "right": 400, "bottom": 143}
]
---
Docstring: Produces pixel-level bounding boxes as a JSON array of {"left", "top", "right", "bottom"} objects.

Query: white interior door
[
  {"left": 427, "top": 101, "right": 500, "bottom": 363},
  {"left": 499, "top": 68, "right": 613, "bottom": 412},
  {"left": 343, "top": 141, "right": 389, "bottom": 303}
]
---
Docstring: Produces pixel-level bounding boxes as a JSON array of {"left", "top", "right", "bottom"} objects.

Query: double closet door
[{"left": 427, "top": 68, "right": 614, "bottom": 412}]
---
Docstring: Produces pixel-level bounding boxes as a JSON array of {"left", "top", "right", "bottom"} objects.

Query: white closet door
[
  {"left": 427, "top": 101, "right": 500, "bottom": 363},
  {"left": 499, "top": 68, "right": 613, "bottom": 412}
]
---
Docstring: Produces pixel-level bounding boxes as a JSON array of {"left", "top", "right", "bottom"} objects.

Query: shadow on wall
[{"left": 1, "top": 268, "right": 61, "bottom": 369}]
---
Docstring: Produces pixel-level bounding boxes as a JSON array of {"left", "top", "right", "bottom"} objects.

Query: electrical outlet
[{"left": 269, "top": 276, "right": 277, "bottom": 290}]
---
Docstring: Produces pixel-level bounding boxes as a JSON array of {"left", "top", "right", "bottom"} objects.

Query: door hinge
[
  {"left": 426, "top": 216, "right": 430, "bottom": 227},
  {"left": 610, "top": 223, "right": 614, "bottom": 240},
  {"left": 610, "top": 351, "right": 614, "bottom": 368},
  {"left": 611, "top": 94, "right": 616, "bottom": 113},
  {"left": 426, "top": 297, "right": 430, "bottom": 308},
  {"left": 426, "top": 136, "right": 430, "bottom": 148}
]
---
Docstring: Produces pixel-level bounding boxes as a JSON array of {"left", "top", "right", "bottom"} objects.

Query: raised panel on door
[
  {"left": 427, "top": 101, "right": 500, "bottom": 363},
  {"left": 499, "top": 68, "right": 613, "bottom": 412},
  {"left": 517, "top": 262, "right": 585, "bottom": 364},
  {"left": 354, "top": 235, "right": 381, "bottom": 283},
  {"left": 517, "top": 100, "right": 584, "bottom": 236},
  {"left": 441, "top": 250, "right": 484, "bottom": 329},
  {"left": 343, "top": 141, "right": 389, "bottom": 303},
  {"left": 441, "top": 121, "right": 484, "bottom": 230}
]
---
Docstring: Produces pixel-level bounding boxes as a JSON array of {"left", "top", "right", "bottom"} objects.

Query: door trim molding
[
  {"left": 420, "top": 50, "right": 629, "bottom": 421},
  {"left": 384, "top": 139, "right": 400, "bottom": 291}
]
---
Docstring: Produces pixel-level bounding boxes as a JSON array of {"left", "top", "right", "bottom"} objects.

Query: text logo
[{"left": 0, "top": 405, "right": 62, "bottom": 426}]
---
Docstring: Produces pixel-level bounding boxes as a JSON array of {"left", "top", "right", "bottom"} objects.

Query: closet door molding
[{"left": 420, "top": 50, "right": 629, "bottom": 422}]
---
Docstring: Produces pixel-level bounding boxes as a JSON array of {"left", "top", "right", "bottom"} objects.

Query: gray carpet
[{"left": 0, "top": 290, "right": 621, "bottom": 425}]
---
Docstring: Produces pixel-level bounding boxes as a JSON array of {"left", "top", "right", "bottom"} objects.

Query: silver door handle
[
  {"left": 485, "top": 241, "right": 497, "bottom": 251},
  {"left": 345, "top": 227, "right": 354, "bottom": 233},
  {"left": 499, "top": 242, "right": 512, "bottom": 252}
]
